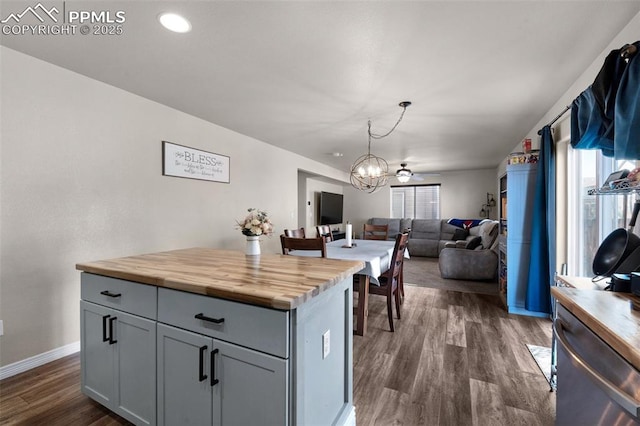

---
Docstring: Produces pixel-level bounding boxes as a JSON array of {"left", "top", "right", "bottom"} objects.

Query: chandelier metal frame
[{"left": 350, "top": 101, "right": 411, "bottom": 193}]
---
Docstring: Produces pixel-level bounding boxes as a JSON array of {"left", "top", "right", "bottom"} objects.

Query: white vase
[{"left": 245, "top": 235, "right": 261, "bottom": 256}]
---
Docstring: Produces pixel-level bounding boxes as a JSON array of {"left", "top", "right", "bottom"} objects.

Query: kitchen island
[
  {"left": 552, "top": 286, "right": 640, "bottom": 424},
  {"left": 76, "top": 247, "right": 364, "bottom": 426}
]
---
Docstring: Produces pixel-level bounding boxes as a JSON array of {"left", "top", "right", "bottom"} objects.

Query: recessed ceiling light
[{"left": 158, "top": 12, "right": 191, "bottom": 33}]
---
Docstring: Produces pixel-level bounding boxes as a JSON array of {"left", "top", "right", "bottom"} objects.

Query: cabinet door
[
  {"left": 114, "top": 311, "right": 156, "bottom": 425},
  {"left": 157, "top": 323, "right": 213, "bottom": 426},
  {"left": 213, "top": 339, "right": 288, "bottom": 426},
  {"left": 81, "top": 301, "right": 115, "bottom": 406}
]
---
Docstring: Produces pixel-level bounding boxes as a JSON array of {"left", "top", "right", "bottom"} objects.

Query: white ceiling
[{"left": 2, "top": 1, "right": 639, "bottom": 177}]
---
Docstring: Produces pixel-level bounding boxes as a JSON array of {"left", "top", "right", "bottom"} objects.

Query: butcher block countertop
[
  {"left": 76, "top": 247, "right": 364, "bottom": 310},
  {"left": 552, "top": 286, "right": 640, "bottom": 371}
]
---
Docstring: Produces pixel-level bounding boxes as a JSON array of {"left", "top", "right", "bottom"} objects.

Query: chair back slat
[
  {"left": 363, "top": 224, "right": 389, "bottom": 240},
  {"left": 281, "top": 236, "right": 327, "bottom": 257},
  {"left": 387, "top": 232, "right": 409, "bottom": 281},
  {"left": 284, "top": 228, "right": 306, "bottom": 238},
  {"left": 316, "top": 225, "right": 333, "bottom": 242}
]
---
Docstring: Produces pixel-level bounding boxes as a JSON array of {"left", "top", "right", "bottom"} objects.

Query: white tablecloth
[{"left": 290, "top": 239, "right": 397, "bottom": 285}]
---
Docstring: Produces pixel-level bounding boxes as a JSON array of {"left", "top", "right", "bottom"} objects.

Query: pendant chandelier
[{"left": 350, "top": 101, "right": 411, "bottom": 193}]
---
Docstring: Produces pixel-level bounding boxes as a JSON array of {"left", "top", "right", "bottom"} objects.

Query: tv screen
[{"left": 319, "top": 191, "right": 343, "bottom": 225}]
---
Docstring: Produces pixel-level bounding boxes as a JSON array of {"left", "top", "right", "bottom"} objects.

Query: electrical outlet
[
  {"left": 0, "top": 320, "right": 4, "bottom": 336},
  {"left": 322, "top": 330, "right": 330, "bottom": 359}
]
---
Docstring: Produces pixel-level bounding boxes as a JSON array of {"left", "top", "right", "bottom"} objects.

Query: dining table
[{"left": 289, "top": 238, "right": 402, "bottom": 336}]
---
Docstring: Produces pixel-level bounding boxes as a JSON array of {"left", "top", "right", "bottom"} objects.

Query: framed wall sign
[{"left": 162, "top": 141, "right": 230, "bottom": 183}]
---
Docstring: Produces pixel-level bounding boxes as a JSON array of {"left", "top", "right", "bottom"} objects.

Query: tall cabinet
[
  {"left": 498, "top": 174, "right": 508, "bottom": 307},
  {"left": 503, "top": 163, "right": 545, "bottom": 317}
]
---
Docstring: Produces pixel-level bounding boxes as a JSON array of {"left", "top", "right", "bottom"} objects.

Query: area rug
[
  {"left": 526, "top": 344, "right": 555, "bottom": 390},
  {"left": 402, "top": 257, "right": 499, "bottom": 295}
]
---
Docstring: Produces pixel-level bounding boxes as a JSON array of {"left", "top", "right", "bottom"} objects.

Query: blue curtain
[{"left": 525, "top": 125, "right": 555, "bottom": 314}]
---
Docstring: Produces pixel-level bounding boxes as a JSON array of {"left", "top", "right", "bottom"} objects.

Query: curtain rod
[{"left": 537, "top": 105, "right": 571, "bottom": 135}]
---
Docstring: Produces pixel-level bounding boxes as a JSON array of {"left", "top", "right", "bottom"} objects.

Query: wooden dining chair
[
  {"left": 284, "top": 228, "right": 306, "bottom": 238},
  {"left": 363, "top": 223, "right": 389, "bottom": 240},
  {"left": 281, "top": 236, "right": 327, "bottom": 257},
  {"left": 369, "top": 232, "right": 409, "bottom": 332},
  {"left": 316, "top": 225, "right": 333, "bottom": 242}
]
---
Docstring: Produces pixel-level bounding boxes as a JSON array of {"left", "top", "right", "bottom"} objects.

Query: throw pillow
[
  {"left": 466, "top": 236, "right": 482, "bottom": 250},
  {"left": 452, "top": 228, "right": 469, "bottom": 241}
]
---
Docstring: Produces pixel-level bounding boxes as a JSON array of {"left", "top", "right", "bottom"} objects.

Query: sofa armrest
[
  {"left": 438, "top": 248, "right": 498, "bottom": 281},
  {"left": 444, "top": 239, "right": 469, "bottom": 249}
]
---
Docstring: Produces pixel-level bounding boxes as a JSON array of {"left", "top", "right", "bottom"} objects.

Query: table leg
[{"left": 355, "top": 274, "right": 370, "bottom": 336}]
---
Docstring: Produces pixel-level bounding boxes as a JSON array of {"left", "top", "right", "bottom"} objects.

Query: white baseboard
[
  {"left": 343, "top": 406, "right": 356, "bottom": 426},
  {"left": 0, "top": 341, "right": 80, "bottom": 381}
]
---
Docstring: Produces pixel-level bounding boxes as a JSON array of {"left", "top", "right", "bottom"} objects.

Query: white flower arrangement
[{"left": 236, "top": 208, "right": 274, "bottom": 237}]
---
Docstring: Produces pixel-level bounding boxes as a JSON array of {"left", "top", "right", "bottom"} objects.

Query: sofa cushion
[
  {"left": 408, "top": 239, "right": 439, "bottom": 257},
  {"left": 438, "top": 221, "right": 460, "bottom": 241},
  {"left": 466, "top": 236, "right": 483, "bottom": 250},
  {"left": 410, "top": 219, "right": 441, "bottom": 241},
  {"left": 400, "top": 218, "right": 413, "bottom": 234},
  {"left": 452, "top": 228, "right": 469, "bottom": 241}
]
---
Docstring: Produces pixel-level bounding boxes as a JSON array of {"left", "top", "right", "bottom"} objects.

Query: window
[
  {"left": 390, "top": 184, "right": 440, "bottom": 219},
  {"left": 566, "top": 147, "right": 635, "bottom": 276}
]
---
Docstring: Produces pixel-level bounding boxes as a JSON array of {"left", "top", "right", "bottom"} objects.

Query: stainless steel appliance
[{"left": 555, "top": 304, "right": 640, "bottom": 425}]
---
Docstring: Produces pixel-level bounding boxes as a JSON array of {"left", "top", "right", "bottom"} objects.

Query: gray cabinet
[
  {"left": 213, "top": 339, "right": 287, "bottom": 426},
  {"left": 80, "top": 273, "right": 157, "bottom": 425},
  {"left": 81, "top": 300, "right": 156, "bottom": 425},
  {"left": 156, "top": 323, "right": 288, "bottom": 426},
  {"left": 80, "top": 271, "right": 354, "bottom": 425},
  {"left": 157, "top": 323, "right": 213, "bottom": 425}
]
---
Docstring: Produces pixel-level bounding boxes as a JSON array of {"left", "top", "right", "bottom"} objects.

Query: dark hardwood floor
[
  {"left": 354, "top": 285, "right": 554, "bottom": 426},
  {"left": 0, "top": 285, "right": 554, "bottom": 425}
]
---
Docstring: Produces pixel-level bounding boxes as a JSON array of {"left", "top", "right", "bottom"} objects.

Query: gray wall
[
  {"left": 343, "top": 168, "right": 498, "bottom": 235},
  {"left": 0, "top": 47, "right": 349, "bottom": 366}
]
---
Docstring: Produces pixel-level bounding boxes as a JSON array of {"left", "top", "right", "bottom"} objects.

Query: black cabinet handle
[
  {"left": 100, "top": 290, "right": 121, "bottom": 298},
  {"left": 199, "top": 345, "right": 208, "bottom": 382},
  {"left": 102, "top": 315, "right": 110, "bottom": 342},
  {"left": 108, "top": 316, "right": 117, "bottom": 345},
  {"left": 211, "top": 349, "right": 219, "bottom": 386},
  {"left": 194, "top": 313, "right": 225, "bottom": 324}
]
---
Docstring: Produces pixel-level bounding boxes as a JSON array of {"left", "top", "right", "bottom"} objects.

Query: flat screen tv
[{"left": 319, "top": 191, "right": 343, "bottom": 225}]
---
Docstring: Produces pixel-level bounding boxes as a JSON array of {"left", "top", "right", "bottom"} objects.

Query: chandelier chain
[{"left": 368, "top": 104, "right": 408, "bottom": 140}]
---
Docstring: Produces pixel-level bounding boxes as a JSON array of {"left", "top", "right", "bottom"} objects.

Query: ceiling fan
[
  {"left": 395, "top": 163, "right": 422, "bottom": 183},
  {"left": 394, "top": 163, "right": 439, "bottom": 183}
]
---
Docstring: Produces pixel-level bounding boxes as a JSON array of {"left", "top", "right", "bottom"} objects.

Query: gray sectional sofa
[
  {"left": 366, "top": 217, "right": 499, "bottom": 281},
  {"left": 366, "top": 217, "right": 498, "bottom": 257}
]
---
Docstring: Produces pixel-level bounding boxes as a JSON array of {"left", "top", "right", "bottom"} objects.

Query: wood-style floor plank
[
  {"left": 354, "top": 285, "right": 554, "bottom": 426},
  {"left": 1, "top": 284, "right": 554, "bottom": 425},
  {"left": 470, "top": 378, "right": 508, "bottom": 426}
]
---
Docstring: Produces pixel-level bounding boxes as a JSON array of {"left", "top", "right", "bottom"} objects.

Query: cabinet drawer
[
  {"left": 157, "top": 288, "right": 289, "bottom": 358},
  {"left": 81, "top": 273, "right": 157, "bottom": 320}
]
